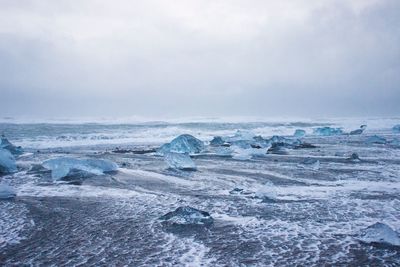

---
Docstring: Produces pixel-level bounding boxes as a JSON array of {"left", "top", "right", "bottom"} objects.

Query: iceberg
[
  {"left": 160, "top": 206, "right": 214, "bottom": 226},
  {"left": 358, "top": 222, "right": 400, "bottom": 247},
  {"left": 365, "top": 135, "right": 386, "bottom": 144},
  {"left": 393, "top": 125, "right": 400, "bottom": 133},
  {"left": 313, "top": 127, "right": 343, "bottom": 136},
  {"left": 42, "top": 157, "right": 118, "bottom": 180},
  {"left": 0, "top": 148, "right": 17, "bottom": 174},
  {"left": 158, "top": 134, "right": 204, "bottom": 155},
  {"left": 349, "top": 125, "right": 367, "bottom": 135},
  {"left": 0, "top": 136, "right": 23, "bottom": 156},
  {"left": 164, "top": 152, "right": 197, "bottom": 170},
  {"left": 293, "top": 129, "right": 306, "bottom": 138},
  {"left": 0, "top": 184, "right": 16, "bottom": 199}
]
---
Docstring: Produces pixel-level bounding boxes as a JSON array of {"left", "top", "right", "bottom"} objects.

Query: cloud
[{"left": 0, "top": 0, "right": 399, "bottom": 118}]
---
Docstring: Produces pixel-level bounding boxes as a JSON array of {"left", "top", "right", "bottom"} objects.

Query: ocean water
[{"left": 1, "top": 117, "right": 400, "bottom": 266}]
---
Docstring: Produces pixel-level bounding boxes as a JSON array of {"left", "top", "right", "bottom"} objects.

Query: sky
[{"left": 0, "top": 0, "right": 399, "bottom": 119}]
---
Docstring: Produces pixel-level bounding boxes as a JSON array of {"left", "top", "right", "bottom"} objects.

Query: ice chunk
[
  {"left": 390, "top": 139, "right": 400, "bottom": 147},
  {"left": 393, "top": 125, "right": 400, "bottom": 133},
  {"left": 0, "top": 184, "right": 16, "bottom": 199},
  {"left": 164, "top": 152, "right": 197, "bottom": 170},
  {"left": 358, "top": 222, "right": 400, "bottom": 247},
  {"left": 160, "top": 206, "right": 213, "bottom": 226},
  {"left": 0, "top": 148, "right": 17, "bottom": 174},
  {"left": 42, "top": 157, "right": 118, "bottom": 180},
  {"left": 300, "top": 158, "right": 320, "bottom": 170},
  {"left": 225, "top": 130, "right": 255, "bottom": 142},
  {"left": 158, "top": 134, "right": 204, "bottom": 155},
  {"left": 350, "top": 125, "right": 367, "bottom": 135},
  {"left": 255, "top": 183, "right": 277, "bottom": 202},
  {"left": 365, "top": 135, "right": 386, "bottom": 144},
  {"left": 293, "top": 129, "right": 306, "bottom": 138},
  {"left": 209, "top": 136, "right": 225, "bottom": 146},
  {"left": 347, "top": 153, "right": 361, "bottom": 162},
  {"left": 313, "top": 127, "right": 343, "bottom": 136},
  {"left": 0, "top": 136, "right": 23, "bottom": 156}
]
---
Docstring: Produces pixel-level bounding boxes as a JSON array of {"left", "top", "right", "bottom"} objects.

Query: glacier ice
[
  {"left": 0, "top": 136, "right": 23, "bottom": 156},
  {"left": 160, "top": 206, "right": 213, "bottom": 226},
  {"left": 293, "top": 129, "right": 306, "bottom": 138},
  {"left": 164, "top": 152, "right": 197, "bottom": 170},
  {"left": 393, "top": 125, "right": 400, "bottom": 133},
  {"left": 358, "top": 222, "right": 400, "bottom": 247},
  {"left": 42, "top": 157, "right": 118, "bottom": 180},
  {"left": 347, "top": 153, "right": 361, "bottom": 162},
  {"left": 349, "top": 125, "right": 367, "bottom": 135},
  {"left": 0, "top": 184, "right": 16, "bottom": 199},
  {"left": 225, "top": 130, "right": 255, "bottom": 142},
  {"left": 0, "top": 148, "right": 17, "bottom": 174},
  {"left": 158, "top": 134, "right": 204, "bottom": 155},
  {"left": 365, "top": 135, "right": 386, "bottom": 144},
  {"left": 255, "top": 183, "right": 278, "bottom": 202},
  {"left": 313, "top": 127, "right": 343, "bottom": 136}
]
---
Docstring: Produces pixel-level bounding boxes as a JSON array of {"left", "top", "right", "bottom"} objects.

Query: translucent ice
[
  {"left": 0, "top": 148, "right": 17, "bottom": 174},
  {"left": 255, "top": 183, "right": 277, "bottom": 202},
  {"left": 209, "top": 136, "right": 225, "bottom": 146},
  {"left": 0, "top": 184, "right": 16, "bottom": 199},
  {"left": 164, "top": 152, "right": 197, "bottom": 170},
  {"left": 300, "top": 158, "right": 320, "bottom": 170},
  {"left": 313, "top": 127, "right": 343, "bottom": 136},
  {"left": 365, "top": 135, "right": 386, "bottom": 144},
  {"left": 160, "top": 206, "right": 213, "bottom": 226},
  {"left": 349, "top": 125, "right": 367, "bottom": 135},
  {"left": 42, "top": 157, "right": 118, "bottom": 180},
  {"left": 225, "top": 130, "right": 255, "bottom": 142},
  {"left": 359, "top": 222, "right": 400, "bottom": 247},
  {"left": 158, "top": 134, "right": 204, "bottom": 155},
  {"left": 293, "top": 129, "right": 306, "bottom": 138},
  {"left": 0, "top": 136, "right": 23, "bottom": 156},
  {"left": 393, "top": 125, "right": 400, "bottom": 133}
]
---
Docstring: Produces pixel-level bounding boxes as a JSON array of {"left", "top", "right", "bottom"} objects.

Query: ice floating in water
[
  {"left": 347, "top": 153, "right": 361, "bottom": 162},
  {"left": 358, "top": 222, "right": 400, "bottom": 247},
  {"left": 0, "top": 148, "right": 17, "bottom": 174},
  {"left": 350, "top": 125, "right": 367, "bottom": 135},
  {"left": 293, "top": 129, "right": 306, "bottom": 138},
  {"left": 42, "top": 157, "right": 118, "bottom": 180},
  {"left": 390, "top": 139, "right": 400, "bottom": 147},
  {"left": 209, "top": 136, "right": 225, "bottom": 146},
  {"left": 255, "top": 183, "right": 277, "bottom": 202},
  {"left": 0, "top": 136, "right": 23, "bottom": 156},
  {"left": 225, "top": 130, "right": 255, "bottom": 142},
  {"left": 393, "top": 125, "right": 400, "bottom": 133},
  {"left": 301, "top": 158, "right": 320, "bottom": 170},
  {"left": 160, "top": 206, "right": 213, "bottom": 226},
  {"left": 0, "top": 184, "right": 16, "bottom": 199},
  {"left": 313, "top": 127, "right": 343, "bottom": 136},
  {"left": 365, "top": 135, "right": 387, "bottom": 144},
  {"left": 164, "top": 152, "right": 197, "bottom": 170},
  {"left": 158, "top": 134, "right": 204, "bottom": 155}
]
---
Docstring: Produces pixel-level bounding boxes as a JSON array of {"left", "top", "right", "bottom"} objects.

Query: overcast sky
[{"left": 0, "top": 0, "right": 399, "bottom": 119}]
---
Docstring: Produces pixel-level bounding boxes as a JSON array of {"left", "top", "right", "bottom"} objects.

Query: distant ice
[
  {"left": 313, "top": 127, "right": 343, "bottom": 136},
  {"left": 158, "top": 134, "right": 204, "bottom": 155},
  {"left": 365, "top": 135, "right": 387, "bottom": 144},
  {"left": 160, "top": 206, "right": 214, "bottom": 226},
  {"left": 293, "top": 129, "right": 306, "bottom": 138}
]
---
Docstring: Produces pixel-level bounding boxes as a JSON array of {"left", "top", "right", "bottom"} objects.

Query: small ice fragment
[
  {"left": 293, "top": 129, "right": 306, "bottom": 138},
  {"left": 42, "top": 157, "right": 118, "bottom": 180},
  {"left": 158, "top": 134, "right": 204, "bottom": 155},
  {"left": 347, "top": 153, "right": 361, "bottom": 162},
  {"left": 0, "top": 184, "right": 16, "bottom": 199},
  {"left": 164, "top": 152, "right": 197, "bottom": 170},
  {"left": 350, "top": 125, "right": 367, "bottom": 135},
  {"left": 313, "top": 127, "right": 343, "bottom": 136},
  {"left": 160, "top": 206, "right": 213, "bottom": 226},
  {"left": 358, "top": 222, "right": 400, "bottom": 247},
  {"left": 229, "top": 188, "right": 244, "bottom": 195},
  {"left": 301, "top": 158, "right": 320, "bottom": 170},
  {"left": 0, "top": 148, "right": 17, "bottom": 174},
  {"left": 393, "top": 124, "right": 400, "bottom": 133},
  {"left": 365, "top": 135, "right": 386, "bottom": 144},
  {"left": 255, "top": 183, "right": 277, "bottom": 202}
]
